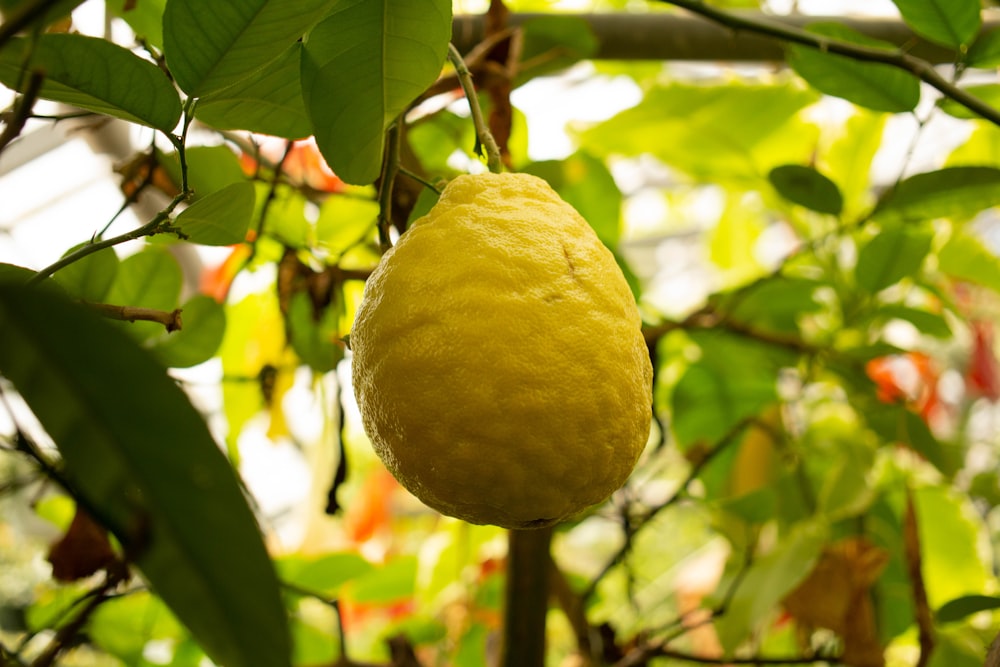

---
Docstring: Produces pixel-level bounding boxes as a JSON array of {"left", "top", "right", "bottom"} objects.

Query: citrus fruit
[{"left": 350, "top": 172, "right": 652, "bottom": 529}]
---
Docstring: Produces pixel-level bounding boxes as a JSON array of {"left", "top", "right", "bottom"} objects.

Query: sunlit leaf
[
  {"left": 787, "top": 23, "right": 920, "bottom": 113},
  {"left": 302, "top": 0, "right": 452, "bottom": 184},
  {"left": 855, "top": 226, "right": 933, "bottom": 293},
  {"left": 173, "top": 181, "right": 255, "bottom": 246},
  {"left": 768, "top": 164, "right": 843, "bottom": 215},
  {"left": 163, "top": 145, "right": 247, "bottom": 202},
  {"left": 149, "top": 295, "right": 226, "bottom": 368},
  {"left": 163, "top": 0, "right": 337, "bottom": 97},
  {"left": 873, "top": 166, "right": 1000, "bottom": 223},
  {"left": 0, "top": 282, "right": 291, "bottom": 667},
  {"left": 890, "top": 0, "right": 981, "bottom": 49},
  {"left": 106, "top": 0, "right": 165, "bottom": 49},
  {"left": 278, "top": 552, "right": 374, "bottom": 596},
  {"left": 0, "top": 34, "right": 181, "bottom": 132},
  {"left": 196, "top": 43, "right": 312, "bottom": 139},
  {"left": 582, "top": 81, "right": 819, "bottom": 184},
  {"left": 821, "top": 110, "right": 886, "bottom": 217},
  {"left": 316, "top": 194, "right": 379, "bottom": 256},
  {"left": 345, "top": 555, "right": 418, "bottom": 604},
  {"left": 89, "top": 592, "right": 184, "bottom": 663},
  {"left": 938, "top": 230, "right": 1000, "bottom": 292},
  {"left": 51, "top": 245, "right": 118, "bottom": 302}
]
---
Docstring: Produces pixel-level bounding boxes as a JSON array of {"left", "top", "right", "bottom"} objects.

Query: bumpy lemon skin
[{"left": 350, "top": 172, "right": 653, "bottom": 529}]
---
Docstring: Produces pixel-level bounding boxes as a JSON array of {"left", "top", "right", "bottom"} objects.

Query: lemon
[{"left": 350, "top": 172, "right": 652, "bottom": 529}]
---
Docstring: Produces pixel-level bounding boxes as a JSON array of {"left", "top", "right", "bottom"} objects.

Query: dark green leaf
[
  {"left": 873, "top": 166, "right": 1000, "bottom": 224},
  {"left": 768, "top": 164, "right": 843, "bottom": 215},
  {"left": 787, "top": 23, "right": 920, "bottom": 113},
  {"left": 104, "top": 247, "right": 182, "bottom": 341},
  {"left": 196, "top": 43, "right": 312, "bottom": 139},
  {"left": 0, "top": 283, "right": 291, "bottom": 667},
  {"left": 0, "top": 0, "right": 85, "bottom": 33},
  {"left": 522, "top": 152, "right": 622, "bottom": 248},
  {"left": 51, "top": 245, "right": 119, "bottom": 302},
  {"left": 286, "top": 290, "right": 345, "bottom": 373},
  {"left": 163, "top": 0, "right": 337, "bottom": 97},
  {"left": 867, "top": 403, "right": 957, "bottom": 474},
  {"left": 302, "top": 0, "right": 453, "bottom": 184},
  {"left": 890, "top": 0, "right": 981, "bottom": 49},
  {"left": 0, "top": 34, "right": 181, "bottom": 133},
  {"left": 968, "top": 27, "right": 1000, "bottom": 67},
  {"left": 718, "top": 277, "right": 822, "bottom": 335},
  {"left": 149, "top": 295, "right": 226, "bottom": 368},
  {"left": 855, "top": 226, "right": 933, "bottom": 293},
  {"left": 936, "top": 594, "right": 1000, "bottom": 623},
  {"left": 938, "top": 231, "right": 1000, "bottom": 292},
  {"left": 173, "top": 182, "right": 255, "bottom": 246},
  {"left": 517, "top": 15, "right": 597, "bottom": 81}
]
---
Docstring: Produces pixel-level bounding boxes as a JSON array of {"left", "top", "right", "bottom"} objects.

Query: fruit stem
[
  {"left": 499, "top": 526, "right": 554, "bottom": 667},
  {"left": 446, "top": 42, "right": 504, "bottom": 175}
]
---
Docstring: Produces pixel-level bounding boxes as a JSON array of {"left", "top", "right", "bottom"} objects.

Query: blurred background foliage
[{"left": 3, "top": 0, "right": 1000, "bottom": 666}]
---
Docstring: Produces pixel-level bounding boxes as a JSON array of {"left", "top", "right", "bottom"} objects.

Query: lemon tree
[{"left": 3, "top": 1, "right": 1000, "bottom": 667}]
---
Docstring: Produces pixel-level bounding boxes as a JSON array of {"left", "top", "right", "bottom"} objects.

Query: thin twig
[
  {"left": 0, "top": 69, "right": 43, "bottom": 156},
  {"left": 904, "top": 487, "right": 935, "bottom": 667},
  {"left": 86, "top": 303, "right": 183, "bottom": 332},
  {"left": 27, "top": 191, "right": 189, "bottom": 284},
  {"left": 446, "top": 42, "right": 504, "bottom": 174},
  {"left": 376, "top": 121, "right": 402, "bottom": 252},
  {"left": 659, "top": 0, "right": 1000, "bottom": 127}
]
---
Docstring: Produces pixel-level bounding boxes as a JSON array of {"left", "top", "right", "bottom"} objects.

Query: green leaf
[
  {"left": 517, "top": 15, "right": 597, "bottom": 81},
  {"left": 968, "top": 28, "right": 1000, "bottom": 67},
  {"left": 787, "top": 23, "right": 920, "bottom": 113},
  {"left": 163, "top": 0, "right": 336, "bottom": 98},
  {"left": 938, "top": 83, "right": 1000, "bottom": 120},
  {"left": 89, "top": 592, "right": 184, "bottom": 664},
  {"left": 149, "top": 295, "right": 226, "bottom": 369},
  {"left": 768, "top": 164, "right": 843, "bottom": 215},
  {"left": 163, "top": 145, "right": 246, "bottom": 202},
  {"left": 712, "top": 519, "right": 829, "bottom": 652},
  {"left": 278, "top": 552, "right": 374, "bottom": 596},
  {"left": 196, "top": 43, "right": 312, "bottom": 139},
  {"left": 873, "top": 166, "right": 1000, "bottom": 224},
  {"left": 302, "top": 0, "right": 453, "bottom": 184},
  {"left": 855, "top": 226, "right": 933, "bottom": 293},
  {"left": 718, "top": 277, "right": 821, "bottom": 335},
  {"left": 106, "top": 0, "right": 165, "bottom": 49},
  {"left": 522, "top": 152, "right": 622, "bottom": 248},
  {"left": 345, "top": 556, "right": 418, "bottom": 604},
  {"left": 890, "top": 0, "right": 981, "bottom": 49},
  {"left": 583, "top": 82, "right": 819, "bottom": 185},
  {"left": 286, "top": 290, "right": 345, "bottom": 373},
  {"left": 936, "top": 594, "right": 1000, "bottom": 623},
  {"left": 51, "top": 245, "right": 119, "bottom": 302},
  {"left": 938, "top": 230, "right": 1000, "bottom": 292},
  {"left": 0, "top": 0, "right": 86, "bottom": 33},
  {"left": 0, "top": 34, "right": 181, "bottom": 133},
  {"left": 104, "top": 247, "right": 183, "bottom": 341},
  {"left": 316, "top": 193, "right": 379, "bottom": 256},
  {"left": 173, "top": 181, "right": 255, "bottom": 246},
  {"left": 0, "top": 283, "right": 291, "bottom": 667},
  {"left": 671, "top": 333, "right": 791, "bottom": 449}
]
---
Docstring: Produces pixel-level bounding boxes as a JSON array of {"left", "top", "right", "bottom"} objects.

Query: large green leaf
[
  {"left": 149, "top": 295, "right": 227, "bottom": 369},
  {"left": 873, "top": 166, "right": 1000, "bottom": 224},
  {"left": 582, "top": 82, "right": 819, "bottom": 184},
  {"left": 172, "top": 181, "right": 255, "bottom": 246},
  {"left": 0, "top": 34, "right": 181, "bottom": 133},
  {"left": 163, "top": 0, "right": 337, "bottom": 97},
  {"left": 196, "top": 43, "right": 312, "bottom": 139},
  {"left": 301, "top": 0, "right": 452, "bottom": 184},
  {"left": 106, "top": 0, "right": 166, "bottom": 49},
  {"left": 967, "top": 28, "right": 1000, "bottom": 68},
  {"left": 0, "top": 282, "right": 291, "bottom": 667},
  {"left": 938, "top": 83, "right": 1000, "bottom": 120},
  {"left": 890, "top": 0, "right": 982, "bottom": 49},
  {"left": 51, "top": 245, "right": 119, "bottom": 302},
  {"left": 163, "top": 145, "right": 247, "bottom": 202},
  {"left": 787, "top": 23, "right": 920, "bottom": 113},
  {"left": 854, "top": 226, "right": 933, "bottom": 293}
]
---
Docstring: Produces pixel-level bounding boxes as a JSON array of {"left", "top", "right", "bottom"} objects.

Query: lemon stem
[
  {"left": 500, "top": 526, "right": 553, "bottom": 667},
  {"left": 376, "top": 120, "right": 402, "bottom": 252},
  {"left": 447, "top": 42, "right": 503, "bottom": 175}
]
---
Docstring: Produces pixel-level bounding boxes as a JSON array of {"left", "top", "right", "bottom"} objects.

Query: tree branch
[
  {"left": 0, "top": 69, "right": 43, "bottom": 156},
  {"left": 657, "top": 0, "right": 1000, "bottom": 128},
  {"left": 500, "top": 526, "right": 554, "bottom": 667},
  {"left": 86, "top": 303, "right": 183, "bottom": 332}
]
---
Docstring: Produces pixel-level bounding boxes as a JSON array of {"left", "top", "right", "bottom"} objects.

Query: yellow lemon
[{"left": 350, "top": 172, "right": 652, "bottom": 529}]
